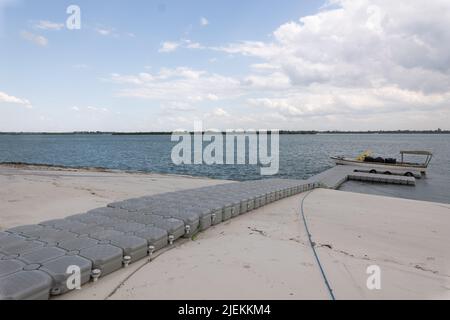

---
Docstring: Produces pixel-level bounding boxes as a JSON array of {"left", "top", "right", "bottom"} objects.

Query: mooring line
[{"left": 300, "top": 190, "right": 336, "bottom": 300}]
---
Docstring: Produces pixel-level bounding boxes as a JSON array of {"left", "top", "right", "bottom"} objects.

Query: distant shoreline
[{"left": 0, "top": 130, "right": 449, "bottom": 135}]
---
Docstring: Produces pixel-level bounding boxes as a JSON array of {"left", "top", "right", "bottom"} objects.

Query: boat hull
[{"left": 331, "top": 157, "right": 427, "bottom": 175}]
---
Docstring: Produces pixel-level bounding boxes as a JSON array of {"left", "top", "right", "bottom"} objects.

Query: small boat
[{"left": 331, "top": 150, "right": 433, "bottom": 176}]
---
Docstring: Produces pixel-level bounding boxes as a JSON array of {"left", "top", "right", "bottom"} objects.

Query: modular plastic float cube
[
  {"left": 96, "top": 216, "right": 131, "bottom": 229},
  {"left": 110, "top": 222, "right": 146, "bottom": 234},
  {"left": 40, "top": 254, "right": 92, "bottom": 296},
  {"left": 151, "top": 209, "right": 200, "bottom": 237},
  {"left": 79, "top": 244, "right": 123, "bottom": 277},
  {"left": 40, "top": 219, "right": 88, "bottom": 232},
  {"left": 40, "top": 219, "right": 69, "bottom": 228},
  {"left": 132, "top": 226, "right": 168, "bottom": 252},
  {"left": 254, "top": 197, "right": 261, "bottom": 209},
  {"left": 19, "top": 247, "right": 67, "bottom": 265},
  {"left": 58, "top": 237, "right": 99, "bottom": 251},
  {"left": 0, "top": 232, "right": 9, "bottom": 240},
  {"left": 222, "top": 204, "right": 234, "bottom": 221},
  {"left": 1, "top": 240, "right": 45, "bottom": 256},
  {"left": 258, "top": 195, "right": 267, "bottom": 207},
  {"left": 108, "top": 198, "right": 151, "bottom": 212},
  {"left": 240, "top": 199, "right": 249, "bottom": 214},
  {"left": 230, "top": 202, "right": 240, "bottom": 217},
  {"left": 23, "top": 228, "right": 78, "bottom": 244},
  {"left": 132, "top": 214, "right": 185, "bottom": 242},
  {"left": 246, "top": 198, "right": 255, "bottom": 211},
  {"left": 0, "top": 234, "right": 27, "bottom": 248},
  {"left": 88, "top": 207, "right": 129, "bottom": 217},
  {"left": 89, "top": 229, "right": 123, "bottom": 241},
  {"left": 260, "top": 194, "right": 267, "bottom": 207},
  {"left": 0, "top": 259, "right": 25, "bottom": 278},
  {"left": 184, "top": 206, "right": 213, "bottom": 231},
  {"left": 275, "top": 190, "right": 281, "bottom": 200},
  {"left": 94, "top": 208, "right": 130, "bottom": 219},
  {"left": 69, "top": 224, "right": 107, "bottom": 237},
  {"left": 199, "top": 209, "right": 214, "bottom": 230},
  {"left": 117, "top": 212, "right": 151, "bottom": 224},
  {"left": 102, "top": 235, "right": 148, "bottom": 263},
  {"left": 67, "top": 213, "right": 113, "bottom": 225},
  {"left": 269, "top": 192, "right": 276, "bottom": 203},
  {"left": 208, "top": 207, "right": 223, "bottom": 225},
  {"left": 7, "top": 224, "right": 44, "bottom": 236},
  {"left": 120, "top": 211, "right": 148, "bottom": 222},
  {"left": 0, "top": 270, "right": 53, "bottom": 300}
]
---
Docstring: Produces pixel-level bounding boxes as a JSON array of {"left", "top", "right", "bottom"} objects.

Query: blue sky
[{"left": 1, "top": 0, "right": 449, "bottom": 131}]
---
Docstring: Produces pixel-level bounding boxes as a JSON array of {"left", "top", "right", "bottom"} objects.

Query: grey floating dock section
[
  {"left": 0, "top": 171, "right": 413, "bottom": 300},
  {"left": 0, "top": 178, "right": 316, "bottom": 299},
  {"left": 348, "top": 172, "right": 415, "bottom": 185},
  {"left": 308, "top": 165, "right": 416, "bottom": 189},
  {"left": 0, "top": 270, "right": 53, "bottom": 300}
]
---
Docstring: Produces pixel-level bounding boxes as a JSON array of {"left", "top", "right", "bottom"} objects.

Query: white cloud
[
  {"left": 94, "top": 26, "right": 134, "bottom": 38},
  {"left": 87, "top": 106, "right": 108, "bottom": 112},
  {"left": 159, "top": 41, "right": 180, "bottom": 53},
  {"left": 212, "top": 108, "right": 228, "bottom": 117},
  {"left": 95, "top": 27, "right": 113, "bottom": 36},
  {"left": 34, "top": 20, "right": 64, "bottom": 31},
  {"left": 69, "top": 106, "right": 108, "bottom": 113},
  {"left": 206, "top": 94, "right": 219, "bottom": 101},
  {"left": 104, "top": 1, "right": 450, "bottom": 130},
  {"left": 200, "top": 17, "right": 209, "bottom": 26},
  {"left": 108, "top": 67, "right": 240, "bottom": 103},
  {"left": 184, "top": 40, "right": 203, "bottom": 49},
  {"left": 162, "top": 102, "right": 197, "bottom": 113},
  {"left": 20, "top": 30, "right": 48, "bottom": 46},
  {"left": 0, "top": 91, "right": 32, "bottom": 108},
  {"left": 158, "top": 39, "right": 204, "bottom": 53},
  {"left": 215, "top": 0, "right": 450, "bottom": 92},
  {"left": 185, "top": 0, "right": 450, "bottom": 129}
]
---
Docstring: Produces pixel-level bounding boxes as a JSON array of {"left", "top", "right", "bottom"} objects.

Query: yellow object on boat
[{"left": 355, "top": 150, "right": 372, "bottom": 161}]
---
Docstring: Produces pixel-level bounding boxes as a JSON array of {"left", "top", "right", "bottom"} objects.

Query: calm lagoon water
[{"left": 1, "top": 134, "right": 449, "bottom": 203}]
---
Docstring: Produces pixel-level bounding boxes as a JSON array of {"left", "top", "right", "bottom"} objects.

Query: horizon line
[{"left": 0, "top": 129, "right": 449, "bottom": 135}]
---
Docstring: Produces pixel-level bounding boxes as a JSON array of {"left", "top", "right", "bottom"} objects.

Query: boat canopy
[
  {"left": 400, "top": 151, "right": 433, "bottom": 155},
  {"left": 400, "top": 150, "right": 433, "bottom": 166}
]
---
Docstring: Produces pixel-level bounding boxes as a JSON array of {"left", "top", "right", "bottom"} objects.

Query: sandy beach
[
  {"left": 1, "top": 164, "right": 449, "bottom": 300},
  {"left": 0, "top": 164, "right": 230, "bottom": 230}
]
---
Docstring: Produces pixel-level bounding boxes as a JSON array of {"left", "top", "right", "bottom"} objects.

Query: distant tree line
[{"left": 0, "top": 129, "right": 448, "bottom": 135}]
